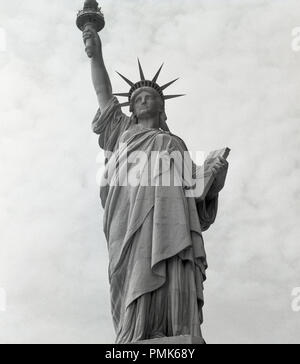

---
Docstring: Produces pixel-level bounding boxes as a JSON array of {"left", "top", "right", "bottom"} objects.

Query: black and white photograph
[{"left": 0, "top": 0, "right": 300, "bottom": 346}]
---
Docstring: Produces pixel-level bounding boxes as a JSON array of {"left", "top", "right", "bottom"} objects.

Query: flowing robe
[{"left": 92, "top": 97, "right": 218, "bottom": 343}]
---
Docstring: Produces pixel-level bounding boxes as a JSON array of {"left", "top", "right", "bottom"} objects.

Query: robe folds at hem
[{"left": 92, "top": 97, "right": 218, "bottom": 343}]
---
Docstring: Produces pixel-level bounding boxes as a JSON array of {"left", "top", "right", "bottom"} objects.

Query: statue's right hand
[{"left": 82, "top": 27, "right": 101, "bottom": 58}]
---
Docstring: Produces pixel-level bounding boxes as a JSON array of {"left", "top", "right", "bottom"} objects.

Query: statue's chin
[
  {"left": 137, "top": 110, "right": 151, "bottom": 117},
  {"left": 137, "top": 109, "right": 159, "bottom": 119}
]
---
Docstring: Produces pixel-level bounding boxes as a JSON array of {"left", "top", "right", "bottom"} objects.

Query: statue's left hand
[{"left": 206, "top": 156, "right": 229, "bottom": 199}]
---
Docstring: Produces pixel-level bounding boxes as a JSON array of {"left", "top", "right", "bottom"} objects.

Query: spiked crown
[{"left": 114, "top": 59, "right": 185, "bottom": 108}]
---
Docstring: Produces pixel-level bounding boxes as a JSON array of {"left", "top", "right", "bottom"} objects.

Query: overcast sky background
[{"left": 0, "top": 0, "right": 300, "bottom": 344}]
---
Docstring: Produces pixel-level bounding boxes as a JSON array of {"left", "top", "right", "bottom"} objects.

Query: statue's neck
[{"left": 137, "top": 116, "right": 160, "bottom": 130}]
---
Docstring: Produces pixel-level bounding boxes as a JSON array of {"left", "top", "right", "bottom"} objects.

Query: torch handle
[{"left": 84, "top": 23, "right": 96, "bottom": 58}]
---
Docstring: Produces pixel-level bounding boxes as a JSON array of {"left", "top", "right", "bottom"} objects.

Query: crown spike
[
  {"left": 163, "top": 94, "right": 185, "bottom": 100},
  {"left": 116, "top": 72, "right": 134, "bottom": 87},
  {"left": 160, "top": 78, "right": 179, "bottom": 91},
  {"left": 152, "top": 63, "right": 164, "bottom": 83},
  {"left": 113, "top": 93, "right": 130, "bottom": 97},
  {"left": 137, "top": 58, "right": 145, "bottom": 81}
]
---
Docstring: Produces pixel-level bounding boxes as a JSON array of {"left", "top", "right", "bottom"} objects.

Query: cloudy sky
[{"left": 0, "top": 0, "right": 300, "bottom": 344}]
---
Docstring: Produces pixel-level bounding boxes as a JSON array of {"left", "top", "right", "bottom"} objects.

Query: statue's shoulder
[{"left": 167, "top": 132, "right": 188, "bottom": 151}]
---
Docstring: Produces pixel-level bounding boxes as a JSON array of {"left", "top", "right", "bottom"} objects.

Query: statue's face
[{"left": 132, "top": 90, "right": 162, "bottom": 120}]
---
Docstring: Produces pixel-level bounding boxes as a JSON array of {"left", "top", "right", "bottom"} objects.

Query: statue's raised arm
[
  {"left": 83, "top": 28, "right": 113, "bottom": 112},
  {"left": 77, "top": 0, "right": 112, "bottom": 111},
  {"left": 83, "top": 29, "right": 132, "bottom": 153}
]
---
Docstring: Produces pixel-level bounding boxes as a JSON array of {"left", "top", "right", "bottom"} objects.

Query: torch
[{"left": 76, "top": 0, "right": 105, "bottom": 58}]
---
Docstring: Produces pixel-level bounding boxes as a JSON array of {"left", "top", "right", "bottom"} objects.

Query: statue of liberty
[{"left": 80, "top": 3, "right": 229, "bottom": 344}]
